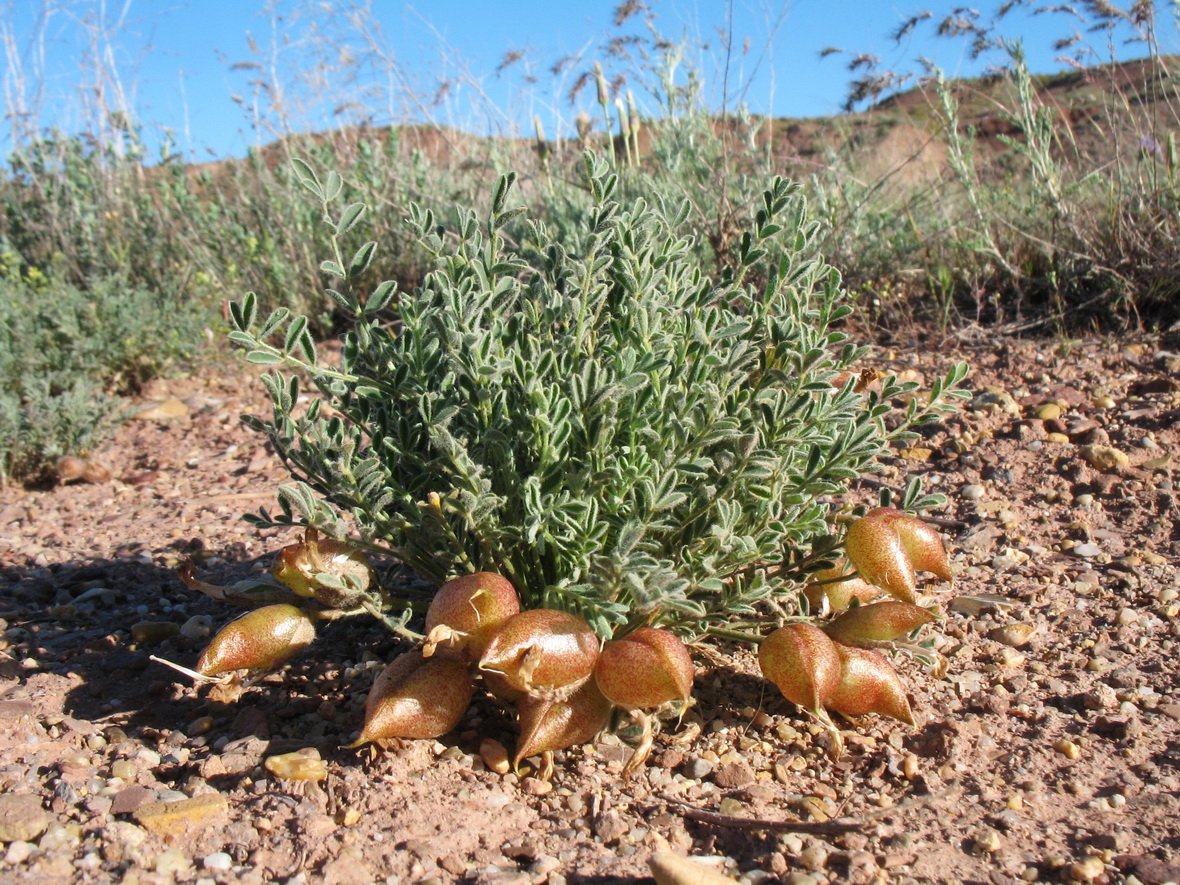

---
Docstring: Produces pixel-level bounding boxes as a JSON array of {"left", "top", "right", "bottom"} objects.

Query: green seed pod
[
  {"left": 758, "top": 624, "right": 842, "bottom": 716},
  {"left": 271, "top": 528, "right": 376, "bottom": 609},
  {"left": 479, "top": 609, "right": 600, "bottom": 697},
  {"left": 423, "top": 572, "right": 520, "bottom": 662},
  {"left": 824, "top": 601, "right": 938, "bottom": 647},
  {"left": 350, "top": 650, "right": 474, "bottom": 746},
  {"left": 866, "top": 507, "right": 953, "bottom": 581},
  {"left": 594, "top": 627, "right": 694, "bottom": 710},
  {"left": 845, "top": 517, "right": 917, "bottom": 603},
  {"left": 196, "top": 604, "right": 316, "bottom": 676},
  {"left": 514, "top": 679, "right": 612, "bottom": 766},
  {"left": 826, "top": 644, "right": 916, "bottom": 726}
]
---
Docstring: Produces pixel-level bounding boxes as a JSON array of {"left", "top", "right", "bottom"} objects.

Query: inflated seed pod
[
  {"left": 423, "top": 572, "right": 520, "bottom": 662},
  {"left": 350, "top": 650, "right": 474, "bottom": 746},
  {"left": 757, "top": 624, "right": 842, "bottom": 717},
  {"left": 482, "top": 669, "right": 524, "bottom": 705},
  {"left": 844, "top": 517, "right": 917, "bottom": 603},
  {"left": 479, "top": 609, "right": 600, "bottom": 697},
  {"left": 865, "top": 507, "right": 953, "bottom": 581},
  {"left": 803, "top": 562, "right": 881, "bottom": 612},
  {"left": 271, "top": 528, "right": 376, "bottom": 609},
  {"left": 594, "top": 627, "right": 694, "bottom": 710},
  {"left": 826, "top": 644, "right": 916, "bottom": 726},
  {"left": 514, "top": 678, "right": 613, "bottom": 766},
  {"left": 823, "top": 601, "right": 938, "bottom": 647},
  {"left": 196, "top": 604, "right": 316, "bottom": 676}
]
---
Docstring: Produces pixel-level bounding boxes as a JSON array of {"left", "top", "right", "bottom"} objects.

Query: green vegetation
[
  {"left": 0, "top": 269, "right": 207, "bottom": 481},
  {"left": 0, "top": 0, "right": 1177, "bottom": 480},
  {"left": 229, "top": 154, "right": 966, "bottom": 637}
]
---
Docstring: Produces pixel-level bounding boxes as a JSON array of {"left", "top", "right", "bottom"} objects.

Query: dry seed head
[
  {"left": 196, "top": 604, "right": 316, "bottom": 676},
  {"left": 844, "top": 516, "right": 918, "bottom": 603},
  {"left": 351, "top": 650, "right": 474, "bottom": 745},
  {"left": 825, "top": 644, "right": 916, "bottom": 726},
  {"left": 824, "top": 601, "right": 938, "bottom": 647},
  {"left": 614, "top": 97, "right": 630, "bottom": 136},
  {"left": 479, "top": 609, "right": 600, "bottom": 697},
  {"left": 594, "top": 61, "right": 609, "bottom": 106},
  {"left": 758, "top": 624, "right": 842, "bottom": 715},
  {"left": 594, "top": 627, "right": 693, "bottom": 710}
]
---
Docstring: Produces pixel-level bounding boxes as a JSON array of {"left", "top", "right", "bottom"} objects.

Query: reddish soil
[{"left": 1, "top": 332, "right": 1179, "bottom": 885}]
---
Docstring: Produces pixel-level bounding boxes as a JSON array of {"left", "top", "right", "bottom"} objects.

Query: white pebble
[
  {"left": 203, "top": 852, "right": 233, "bottom": 871},
  {"left": 180, "top": 615, "right": 214, "bottom": 640},
  {"left": 4, "top": 842, "right": 33, "bottom": 865}
]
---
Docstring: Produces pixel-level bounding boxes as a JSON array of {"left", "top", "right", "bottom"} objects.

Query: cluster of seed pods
[
  {"left": 188, "top": 507, "right": 949, "bottom": 772},
  {"left": 353, "top": 573, "right": 695, "bottom": 777},
  {"left": 758, "top": 507, "right": 952, "bottom": 757}
]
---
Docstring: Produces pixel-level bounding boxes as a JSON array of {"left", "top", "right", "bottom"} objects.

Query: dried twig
[{"left": 658, "top": 780, "right": 962, "bottom": 835}]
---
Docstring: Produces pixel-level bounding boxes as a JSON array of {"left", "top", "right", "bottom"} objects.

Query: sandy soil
[{"left": 1, "top": 332, "right": 1178, "bottom": 885}]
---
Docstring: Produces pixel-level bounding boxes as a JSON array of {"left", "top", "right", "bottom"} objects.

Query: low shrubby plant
[
  {"left": 173, "top": 154, "right": 969, "bottom": 774},
  {"left": 0, "top": 269, "right": 209, "bottom": 482}
]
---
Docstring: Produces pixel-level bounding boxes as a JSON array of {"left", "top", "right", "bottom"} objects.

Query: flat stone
[
  {"left": 1080, "top": 444, "right": 1130, "bottom": 471},
  {"left": 111, "top": 785, "right": 157, "bottom": 815},
  {"left": 713, "top": 759, "right": 755, "bottom": 788},
  {"left": 321, "top": 850, "right": 377, "bottom": 885},
  {"left": 0, "top": 700, "right": 37, "bottom": 720},
  {"left": 0, "top": 794, "right": 49, "bottom": 842},
  {"left": 133, "top": 793, "right": 229, "bottom": 838},
  {"left": 132, "top": 398, "right": 190, "bottom": 420}
]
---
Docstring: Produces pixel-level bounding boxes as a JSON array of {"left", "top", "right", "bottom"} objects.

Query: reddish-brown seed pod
[
  {"left": 514, "top": 679, "right": 613, "bottom": 765},
  {"left": 350, "top": 651, "right": 474, "bottom": 746},
  {"left": 478, "top": 609, "right": 600, "bottom": 696},
  {"left": 844, "top": 517, "right": 917, "bottom": 603},
  {"left": 826, "top": 644, "right": 916, "bottom": 726},
  {"left": 866, "top": 508, "right": 953, "bottom": 581},
  {"left": 824, "top": 601, "right": 938, "bottom": 647},
  {"left": 803, "top": 563, "right": 881, "bottom": 612},
  {"left": 757, "top": 624, "right": 842, "bottom": 715},
  {"left": 196, "top": 604, "right": 316, "bottom": 676},
  {"left": 423, "top": 572, "right": 520, "bottom": 661},
  {"left": 482, "top": 669, "right": 524, "bottom": 705},
  {"left": 594, "top": 627, "right": 694, "bottom": 710}
]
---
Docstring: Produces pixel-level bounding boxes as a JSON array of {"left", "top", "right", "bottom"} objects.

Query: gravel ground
[{"left": 0, "top": 332, "right": 1178, "bottom": 885}]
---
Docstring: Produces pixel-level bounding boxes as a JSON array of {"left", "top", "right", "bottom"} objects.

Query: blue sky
[{"left": 3, "top": 0, "right": 1172, "bottom": 160}]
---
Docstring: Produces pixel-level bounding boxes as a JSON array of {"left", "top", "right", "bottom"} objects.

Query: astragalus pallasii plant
[{"left": 183, "top": 152, "right": 968, "bottom": 775}]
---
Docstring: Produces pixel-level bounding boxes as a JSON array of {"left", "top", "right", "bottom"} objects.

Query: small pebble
[
  {"left": 4, "top": 841, "right": 33, "bottom": 865},
  {"left": 1055, "top": 739, "right": 1081, "bottom": 760},
  {"left": 684, "top": 757, "right": 714, "bottom": 779},
  {"left": 203, "top": 852, "right": 233, "bottom": 871},
  {"left": 154, "top": 848, "right": 191, "bottom": 875},
  {"left": 973, "top": 827, "right": 1002, "bottom": 853},
  {"left": 1068, "top": 856, "right": 1106, "bottom": 881},
  {"left": 180, "top": 615, "right": 215, "bottom": 641},
  {"left": 962, "top": 484, "right": 986, "bottom": 500},
  {"left": 480, "top": 738, "right": 511, "bottom": 775}
]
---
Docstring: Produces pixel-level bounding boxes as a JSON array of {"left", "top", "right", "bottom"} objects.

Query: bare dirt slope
[{"left": 1, "top": 332, "right": 1178, "bottom": 885}]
